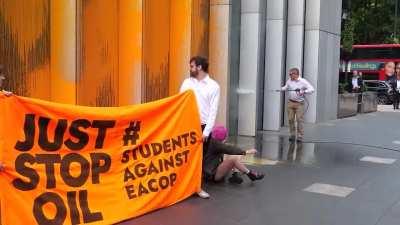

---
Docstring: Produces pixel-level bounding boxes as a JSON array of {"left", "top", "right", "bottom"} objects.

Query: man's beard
[{"left": 190, "top": 71, "right": 198, "bottom": 77}]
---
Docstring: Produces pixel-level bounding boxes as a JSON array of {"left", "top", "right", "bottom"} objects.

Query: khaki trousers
[{"left": 287, "top": 100, "right": 304, "bottom": 138}]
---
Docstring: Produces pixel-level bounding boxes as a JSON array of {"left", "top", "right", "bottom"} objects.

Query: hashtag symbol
[{"left": 123, "top": 121, "right": 141, "bottom": 146}]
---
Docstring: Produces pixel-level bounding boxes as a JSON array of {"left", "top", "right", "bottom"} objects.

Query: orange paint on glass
[
  {"left": 77, "top": 0, "right": 119, "bottom": 106},
  {"left": 50, "top": 0, "right": 77, "bottom": 104},
  {"left": 118, "top": 0, "right": 143, "bottom": 105},
  {"left": 0, "top": 0, "right": 50, "bottom": 99},
  {"left": 142, "top": 0, "right": 170, "bottom": 102},
  {"left": 169, "top": 0, "right": 191, "bottom": 95},
  {"left": 191, "top": 0, "right": 209, "bottom": 58}
]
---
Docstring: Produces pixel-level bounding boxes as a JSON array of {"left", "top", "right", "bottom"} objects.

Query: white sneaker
[{"left": 197, "top": 189, "right": 210, "bottom": 199}]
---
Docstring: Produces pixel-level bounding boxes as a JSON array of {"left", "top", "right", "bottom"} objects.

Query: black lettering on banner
[
  {"left": 38, "top": 117, "right": 67, "bottom": 151},
  {"left": 125, "top": 185, "right": 136, "bottom": 199},
  {"left": 12, "top": 153, "right": 39, "bottom": 191},
  {"left": 181, "top": 150, "right": 190, "bottom": 164},
  {"left": 163, "top": 156, "right": 174, "bottom": 171},
  {"left": 36, "top": 154, "right": 61, "bottom": 189},
  {"left": 139, "top": 145, "right": 151, "bottom": 158},
  {"left": 171, "top": 136, "right": 182, "bottom": 150},
  {"left": 60, "top": 153, "right": 90, "bottom": 187},
  {"left": 181, "top": 133, "right": 189, "bottom": 146},
  {"left": 92, "top": 120, "right": 115, "bottom": 149},
  {"left": 190, "top": 132, "right": 197, "bottom": 144},
  {"left": 123, "top": 121, "right": 141, "bottom": 146},
  {"left": 121, "top": 150, "right": 130, "bottom": 163},
  {"left": 148, "top": 179, "right": 158, "bottom": 192},
  {"left": 124, "top": 168, "right": 136, "bottom": 182},
  {"left": 79, "top": 190, "right": 103, "bottom": 223},
  {"left": 131, "top": 146, "right": 139, "bottom": 161},
  {"left": 134, "top": 163, "right": 146, "bottom": 178},
  {"left": 170, "top": 173, "right": 177, "bottom": 186},
  {"left": 65, "top": 119, "right": 91, "bottom": 151},
  {"left": 138, "top": 183, "right": 149, "bottom": 196},
  {"left": 33, "top": 192, "right": 67, "bottom": 225},
  {"left": 151, "top": 143, "right": 163, "bottom": 156},
  {"left": 14, "top": 114, "right": 36, "bottom": 151},
  {"left": 124, "top": 173, "right": 179, "bottom": 199},
  {"left": 159, "top": 176, "right": 170, "bottom": 190},
  {"left": 90, "top": 153, "right": 111, "bottom": 184},
  {"left": 67, "top": 191, "right": 80, "bottom": 225},
  {"left": 163, "top": 139, "right": 171, "bottom": 153},
  {"left": 122, "top": 132, "right": 196, "bottom": 200},
  {"left": 175, "top": 152, "right": 183, "bottom": 166},
  {"left": 147, "top": 161, "right": 159, "bottom": 175},
  {"left": 157, "top": 158, "right": 164, "bottom": 172},
  {"left": 33, "top": 190, "right": 102, "bottom": 225}
]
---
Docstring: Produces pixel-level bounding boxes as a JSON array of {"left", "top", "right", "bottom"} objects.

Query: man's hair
[
  {"left": 289, "top": 67, "right": 300, "bottom": 75},
  {"left": 190, "top": 56, "right": 209, "bottom": 73},
  {"left": 385, "top": 61, "right": 395, "bottom": 67}
]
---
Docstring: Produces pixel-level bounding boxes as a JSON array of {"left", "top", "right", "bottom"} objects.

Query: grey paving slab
[{"left": 118, "top": 112, "right": 400, "bottom": 225}]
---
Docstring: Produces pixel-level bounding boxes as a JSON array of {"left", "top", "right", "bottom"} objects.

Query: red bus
[{"left": 340, "top": 44, "right": 400, "bottom": 80}]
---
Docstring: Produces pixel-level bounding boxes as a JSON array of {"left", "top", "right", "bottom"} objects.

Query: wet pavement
[{"left": 119, "top": 111, "right": 400, "bottom": 225}]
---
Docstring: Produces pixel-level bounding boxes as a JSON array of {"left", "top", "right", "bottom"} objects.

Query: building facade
[{"left": 0, "top": 0, "right": 342, "bottom": 136}]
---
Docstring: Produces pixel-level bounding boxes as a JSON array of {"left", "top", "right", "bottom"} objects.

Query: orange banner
[{"left": 0, "top": 91, "right": 202, "bottom": 225}]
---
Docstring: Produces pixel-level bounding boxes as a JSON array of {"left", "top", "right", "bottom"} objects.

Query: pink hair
[{"left": 211, "top": 125, "right": 228, "bottom": 141}]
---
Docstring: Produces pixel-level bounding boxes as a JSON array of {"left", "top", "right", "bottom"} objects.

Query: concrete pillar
[
  {"left": 209, "top": 0, "right": 231, "bottom": 127},
  {"left": 237, "top": 0, "right": 265, "bottom": 136},
  {"left": 228, "top": 0, "right": 241, "bottom": 136},
  {"left": 304, "top": 0, "right": 342, "bottom": 122},
  {"left": 263, "top": 0, "right": 287, "bottom": 131},
  {"left": 283, "top": 0, "right": 305, "bottom": 125},
  {"left": 286, "top": 0, "right": 305, "bottom": 74},
  {"left": 50, "top": 0, "right": 76, "bottom": 104}
]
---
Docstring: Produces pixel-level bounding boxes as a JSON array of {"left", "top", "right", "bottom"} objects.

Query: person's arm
[
  {"left": 302, "top": 79, "right": 315, "bottom": 94},
  {"left": 281, "top": 80, "right": 289, "bottom": 91},
  {"left": 179, "top": 79, "right": 188, "bottom": 93},
  {"left": 211, "top": 139, "right": 246, "bottom": 155},
  {"left": 1, "top": 90, "right": 12, "bottom": 96},
  {"left": 202, "top": 86, "right": 220, "bottom": 138}
]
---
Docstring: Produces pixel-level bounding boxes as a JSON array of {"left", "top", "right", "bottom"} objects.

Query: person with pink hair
[{"left": 203, "top": 125, "right": 265, "bottom": 184}]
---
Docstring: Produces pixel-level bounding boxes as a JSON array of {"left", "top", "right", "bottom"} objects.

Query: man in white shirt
[
  {"left": 180, "top": 56, "right": 220, "bottom": 199},
  {"left": 281, "top": 68, "right": 314, "bottom": 142},
  {"left": 350, "top": 70, "right": 362, "bottom": 93}
]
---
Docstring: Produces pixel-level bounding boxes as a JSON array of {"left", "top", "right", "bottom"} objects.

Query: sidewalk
[{"left": 120, "top": 111, "right": 400, "bottom": 225}]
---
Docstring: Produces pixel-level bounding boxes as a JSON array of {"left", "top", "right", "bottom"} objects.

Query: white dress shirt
[
  {"left": 180, "top": 75, "right": 220, "bottom": 137},
  {"left": 352, "top": 77, "right": 360, "bottom": 89},
  {"left": 281, "top": 77, "right": 315, "bottom": 102}
]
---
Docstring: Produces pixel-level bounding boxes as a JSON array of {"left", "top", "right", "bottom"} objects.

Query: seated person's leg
[
  {"left": 214, "top": 155, "right": 265, "bottom": 183},
  {"left": 214, "top": 157, "right": 236, "bottom": 181}
]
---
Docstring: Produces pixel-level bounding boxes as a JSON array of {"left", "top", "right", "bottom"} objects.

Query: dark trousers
[
  {"left": 201, "top": 124, "right": 212, "bottom": 151},
  {"left": 201, "top": 124, "right": 212, "bottom": 182},
  {"left": 393, "top": 92, "right": 400, "bottom": 109}
]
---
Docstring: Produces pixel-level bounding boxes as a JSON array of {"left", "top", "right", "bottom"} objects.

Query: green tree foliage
[
  {"left": 342, "top": 17, "right": 355, "bottom": 53},
  {"left": 346, "top": 0, "right": 400, "bottom": 44}
]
